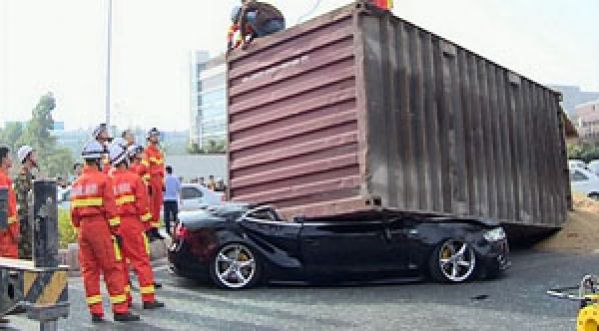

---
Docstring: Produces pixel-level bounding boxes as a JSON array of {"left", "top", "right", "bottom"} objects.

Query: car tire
[
  {"left": 589, "top": 193, "right": 599, "bottom": 201},
  {"left": 429, "top": 239, "right": 477, "bottom": 283},
  {"left": 209, "top": 243, "right": 262, "bottom": 290}
]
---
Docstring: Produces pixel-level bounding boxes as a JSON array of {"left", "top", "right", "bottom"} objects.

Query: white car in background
[
  {"left": 570, "top": 167, "right": 599, "bottom": 200},
  {"left": 179, "top": 184, "right": 224, "bottom": 211},
  {"left": 587, "top": 160, "right": 599, "bottom": 176},
  {"left": 569, "top": 159, "right": 587, "bottom": 170}
]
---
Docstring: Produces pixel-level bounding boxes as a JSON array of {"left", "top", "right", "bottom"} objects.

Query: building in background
[
  {"left": 190, "top": 51, "right": 227, "bottom": 149},
  {"left": 551, "top": 85, "right": 599, "bottom": 116},
  {"left": 573, "top": 100, "right": 599, "bottom": 141}
]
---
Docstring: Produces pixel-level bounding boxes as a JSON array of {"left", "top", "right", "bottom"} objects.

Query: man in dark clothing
[{"left": 228, "top": 1, "right": 285, "bottom": 50}]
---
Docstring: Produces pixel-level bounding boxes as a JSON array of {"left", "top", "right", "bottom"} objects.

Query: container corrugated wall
[
  {"left": 359, "top": 8, "right": 567, "bottom": 228},
  {"left": 227, "top": 2, "right": 568, "bottom": 229}
]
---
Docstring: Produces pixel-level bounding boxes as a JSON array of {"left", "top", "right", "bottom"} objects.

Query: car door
[
  {"left": 181, "top": 186, "right": 204, "bottom": 211},
  {"left": 384, "top": 216, "right": 418, "bottom": 272},
  {"left": 300, "top": 220, "right": 393, "bottom": 276}
]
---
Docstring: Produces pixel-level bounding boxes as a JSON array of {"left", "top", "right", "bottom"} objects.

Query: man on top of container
[
  {"left": 228, "top": 1, "right": 285, "bottom": 51},
  {"left": 370, "top": 0, "right": 394, "bottom": 10}
]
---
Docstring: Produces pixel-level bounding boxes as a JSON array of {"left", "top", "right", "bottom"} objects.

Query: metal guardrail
[{"left": 0, "top": 181, "right": 69, "bottom": 331}]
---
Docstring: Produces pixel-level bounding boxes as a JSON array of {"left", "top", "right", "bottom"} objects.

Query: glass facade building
[{"left": 190, "top": 52, "right": 227, "bottom": 148}]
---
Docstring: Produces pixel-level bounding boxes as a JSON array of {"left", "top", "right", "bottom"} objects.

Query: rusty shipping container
[{"left": 227, "top": 2, "right": 569, "bottom": 230}]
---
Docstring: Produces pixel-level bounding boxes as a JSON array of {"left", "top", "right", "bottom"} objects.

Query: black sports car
[{"left": 168, "top": 204, "right": 510, "bottom": 289}]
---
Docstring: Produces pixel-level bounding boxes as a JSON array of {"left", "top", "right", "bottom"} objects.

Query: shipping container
[{"left": 226, "top": 1, "right": 569, "bottom": 230}]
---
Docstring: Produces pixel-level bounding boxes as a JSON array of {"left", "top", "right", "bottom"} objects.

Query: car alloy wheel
[
  {"left": 212, "top": 243, "right": 259, "bottom": 289},
  {"left": 431, "top": 239, "right": 476, "bottom": 283}
]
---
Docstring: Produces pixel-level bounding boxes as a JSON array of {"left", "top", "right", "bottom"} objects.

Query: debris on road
[{"left": 537, "top": 194, "right": 599, "bottom": 252}]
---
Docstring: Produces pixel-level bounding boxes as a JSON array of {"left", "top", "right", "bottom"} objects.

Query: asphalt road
[{"left": 7, "top": 250, "right": 592, "bottom": 331}]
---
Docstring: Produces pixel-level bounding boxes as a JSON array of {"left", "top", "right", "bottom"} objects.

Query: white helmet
[
  {"left": 81, "top": 140, "right": 105, "bottom": 160},
  {"left": 108, "top": 143, "right": 129, "bottom": 166},
  {"left": 17, "top": 145, "right": 34, "bottom": 164}
]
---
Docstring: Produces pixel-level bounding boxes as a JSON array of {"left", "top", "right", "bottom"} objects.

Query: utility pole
[{"left": 105, "top": 0, "right": 113, "bottom": 126}]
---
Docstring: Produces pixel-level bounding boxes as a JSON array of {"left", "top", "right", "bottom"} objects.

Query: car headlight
[{"left": 483, "top": 227, "right": 506, "bottom": 242}]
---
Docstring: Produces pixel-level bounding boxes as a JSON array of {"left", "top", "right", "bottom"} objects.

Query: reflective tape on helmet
[
  {"left": 86, "top": 295, "right": 103, "bottom": 305},
  {"left": 140, "top": 285, "right": 155, "bottom": 295},
  {"left": 108, "top": 217, "right": 121, "bottom": 227},
  {"left": 72, "top": 197, "right": 103, "bottom": 208},
  {"left": 110, "top": 294, "right": 127, "bottom": 304},
  {"left": 116, "top": 195, "right": 135, "bottom": 206}
]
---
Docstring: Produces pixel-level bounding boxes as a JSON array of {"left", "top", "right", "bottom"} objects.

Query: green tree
[
  {"left": 0, "top": 122, "right": 24, "bottom": 152},
  {"left": 13, "top": 93, "right": 74, "bottom": 178}
]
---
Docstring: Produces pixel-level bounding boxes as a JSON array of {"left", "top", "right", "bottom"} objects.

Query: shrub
[{"left": 58, "top": 209, "right": 77, "bottom": 249}]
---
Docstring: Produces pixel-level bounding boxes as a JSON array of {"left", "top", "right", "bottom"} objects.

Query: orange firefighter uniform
[
  {"left": 70, "top": 166, "right": 130, "bottom": 318},
  {"left": 110, "top": 168, "right": 156, "bottom": 304},
  {"left": 131, "top": 159, "right": 151, "bottom": 186},
  {"left": 144, "top": 144, "right": 164, "bottom": 229},
  {"left": 372, "top": 0, "right": 393, "bottom": 10},
  {"left": 0, "top": 172, "right": 18, "bottom": 258}
]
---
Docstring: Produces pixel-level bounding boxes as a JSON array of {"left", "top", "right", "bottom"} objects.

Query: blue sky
[{"left": 1, "top": 0, "right": 597, "bottom": 131}]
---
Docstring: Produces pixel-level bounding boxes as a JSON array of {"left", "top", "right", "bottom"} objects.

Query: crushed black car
[{"left": 168, "top": 204, "right": 510, "bottom": 289}]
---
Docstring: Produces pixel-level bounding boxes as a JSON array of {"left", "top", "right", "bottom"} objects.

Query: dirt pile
[{"left": 536, "top": 194, "right": 599, "bottom": 252}]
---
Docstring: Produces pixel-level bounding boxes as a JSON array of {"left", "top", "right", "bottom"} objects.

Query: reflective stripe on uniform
[
  {"left": 149, "top": 157, "right": 163, "bottom": 165},
  {"left": 116, "top": 195, "right": 135, "bottom": 206},
  {"left": 124, "top": 284, "right": 131, "bottom": 293},
  {"left": 150, "top": 221, "right": 160, "bottom": 228},
  {"left": 108, "top": 217, "right": 121, "bottom": 227},
  {"left": 72, "top": 197, "right": 103, "bottom": 208},
  {"left": 142, "top": 232, "right": 150, "bottom": 255},
  {"left": 86, "top": 295, "right": 103, "bottom": 305},
  {"left": 7, "top": 216, "right": 16, "bottom": 224},
  {"left": 112, "top": 237, "right": 122, "bottom": 261},
  {"left": 141, "top": 213, "right": 152, "bottom": 222},
  {"left": 110, "top": 294, "right": 127, "bottom": 304},
  {"left": 140, "top": 285, "right": 155, "bottom": 295},
  {"left": 141, "top": 160, "right": 149, "bottom": 167}
]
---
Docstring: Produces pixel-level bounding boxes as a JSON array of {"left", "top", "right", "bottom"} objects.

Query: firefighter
[
  {"left": 15, "top": 145, "right": 37, "bottom": 259},
  {"left": 129, "top": 145, "right": 150, "bottom": 184},
  {"left": 92, "top": 123, "right": 113, "bottom": 173},
  {"left": 122, "top": 129, "right": 136, "bottom": 147},
  {"left": 144, "top": 128, "right": 165, "bottom": 241},
  {"left": 108, "top": 143, "right": 164, "bottom": 310},
  {"left": 71, "top": 140, "right": 140, "bottom": 322},
  {"left": 0, "top": 145, "right": 18, "bottom": 259}
]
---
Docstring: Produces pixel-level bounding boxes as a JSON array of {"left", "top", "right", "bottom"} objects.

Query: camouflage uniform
[{"left": 14, "top": 168, "right": 33, "bottom": 259}]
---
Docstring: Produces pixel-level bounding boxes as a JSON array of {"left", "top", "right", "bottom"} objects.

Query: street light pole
[{"left": 105, "top": 0, "right": 113, "bottom": 127}]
